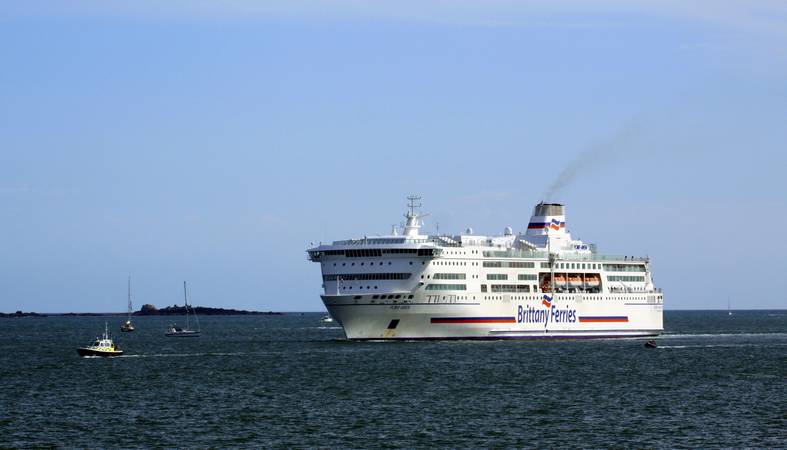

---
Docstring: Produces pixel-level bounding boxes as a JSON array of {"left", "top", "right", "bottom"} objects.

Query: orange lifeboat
[{"left": 585, "top": 274, "right": 601, "bottom": 287}]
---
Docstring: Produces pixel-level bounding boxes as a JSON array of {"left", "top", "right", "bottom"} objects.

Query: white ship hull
[
  {"left": 323, "top": 293, "right": 662, "bottom": 340},
  {"left": 308, "top": 199, "right": 664, "bottom": 341}
]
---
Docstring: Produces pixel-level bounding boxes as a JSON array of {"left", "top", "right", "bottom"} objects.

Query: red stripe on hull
[
  {"left": 431, "top": 319, "right": 516, "bottom": 324},
  {"left": 578, "top": 317, "right": 629, "bottom": 323}
]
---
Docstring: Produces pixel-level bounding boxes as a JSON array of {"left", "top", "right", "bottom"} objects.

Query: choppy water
[{"left": 0, "top": 311, "right": 785, "bottom": 448}]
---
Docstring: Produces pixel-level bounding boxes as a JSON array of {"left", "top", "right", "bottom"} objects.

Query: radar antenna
[
  {"left": 407, "top": 195, "right": 422, "bottom": 216},
  {"left": 403, "top": 195, "right": 429, "bottom": 237}
]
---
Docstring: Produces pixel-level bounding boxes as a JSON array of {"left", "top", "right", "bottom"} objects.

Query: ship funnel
[{"left": 525, "top": 202, "right": 566, "bottom": 237}]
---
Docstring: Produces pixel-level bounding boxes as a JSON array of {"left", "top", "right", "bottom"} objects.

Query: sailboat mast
[
  {"left": 127, "top": 276, "right": 132, "bottom": 320},
  {"left": 184, "top": 281, "right": 190, "bottom": 330}
]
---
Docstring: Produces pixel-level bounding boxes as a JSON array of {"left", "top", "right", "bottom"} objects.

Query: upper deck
[{"left": 307, "top": 198, "right": 648, "bottom": 265}]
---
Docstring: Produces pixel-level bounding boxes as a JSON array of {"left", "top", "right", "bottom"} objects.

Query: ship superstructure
[{"left": 307, "top": 197, "right": 663, "bottom": 340}]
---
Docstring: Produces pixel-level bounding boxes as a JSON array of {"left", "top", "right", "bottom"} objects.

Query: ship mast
[{"left": 403, "top": 195, "right": 429, "bottom": 237}]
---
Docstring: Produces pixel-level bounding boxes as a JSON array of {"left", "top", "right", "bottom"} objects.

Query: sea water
[{"left": 0, "top": 311, "right": 784, "bottom": 448}]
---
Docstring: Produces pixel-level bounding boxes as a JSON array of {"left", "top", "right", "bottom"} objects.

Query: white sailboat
[
  {"left": 120, "top": 276, "right": 135, "bottom": 332},
  {"left": 728, "top": 297, "right": 733, "bottom": 316},
  {"left": 165, "top": 281, "right": 201, "bottom": 337}
]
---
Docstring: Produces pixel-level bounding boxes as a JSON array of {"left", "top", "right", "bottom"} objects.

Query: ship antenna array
[{"left": 407, "top": 195, "right": 422, "bottom": 216}]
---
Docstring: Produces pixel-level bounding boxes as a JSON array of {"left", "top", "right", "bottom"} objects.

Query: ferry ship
[{"left": 307, "top": 197, "right": 663, "bottom": 340}]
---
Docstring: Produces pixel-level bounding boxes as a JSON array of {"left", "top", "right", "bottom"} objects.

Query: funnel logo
[
  {"left": 527, "top": 220, "right": 565, "bottom": 230},
  {"left": 542, "top": 294, "right": 552, "bottom": 308}
]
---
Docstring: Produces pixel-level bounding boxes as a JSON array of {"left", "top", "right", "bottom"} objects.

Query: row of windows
[
  {"left": 425, "top": 284, "right": 467, "bottom": 291},
  {"left": 323, "top": 273, "right": 411, "bottom": 281},
  {"left": 433, "top": 273, "right": 466, "bottom": 280},
  {"left": 607, "top": 275, "right": 646, "bottom": 282},
  {"left": 371, "top": 294, "right": 414, "bottom": 300},
  {"left": 518, "top": 274, "right": 537, "bottom": 281},
  {"left": 486, "top": 274, "right": 508, "bottom": 280},
  {"left": 540, "top": 262, "right": 604, "bottom": 270},
  {"left": 320, "top": 248, "right": 435, "bottom": 258},
  {"left": 482, "top": 261, "right": 535, "bottom": 268},
  {"left": 490, "top": 284, "right": 533, "bottom": 293},
  {"left": 604, "top": 264, "right": 647, "bottom": 272}
]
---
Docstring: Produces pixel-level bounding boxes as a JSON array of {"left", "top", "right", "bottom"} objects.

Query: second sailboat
[{"left": 165, "top": 281, "right": 201, "bottom": 337}]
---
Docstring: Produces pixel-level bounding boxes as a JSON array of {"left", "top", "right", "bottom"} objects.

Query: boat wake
[
  {"left": 116, "top": 352, "right": 247, "bottom": 358},
  {"left": 656, "top": 343, "right": 787, "bottom": 349},
  {"left": 661, "top": 332, "right": 787, "bottom": 339}
]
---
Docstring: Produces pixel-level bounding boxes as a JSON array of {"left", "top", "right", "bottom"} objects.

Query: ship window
[
  {"left": 373, "top": 295, "right": 379, "bottom": 299},
  {"left": 354, "top": 295, "right": 361, "bottom": 299},
  {"left": 387, "top": 319, "right": 400, "bottom": 330},
  {"left": 425, "top": 284, "right": 467, "bottom": 291},
  {"left": 409, "top": 262, "right": 413, "bottom": 265},
  {"left": 395, "top": 295, "right": 401, "bottom": 299},
  {"left": 408, "top": 295, "right": 413, "bottom": 299}
]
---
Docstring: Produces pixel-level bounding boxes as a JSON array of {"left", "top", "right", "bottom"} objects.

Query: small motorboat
[
  {"left": 77, "top": 323, "right": 123, "bottom": 357},
  {"left": 644, "top": 340, "right": 658, "bottom": 349},
  {"left": 321, "top": 315, "right": 334, "bottom": 323}
]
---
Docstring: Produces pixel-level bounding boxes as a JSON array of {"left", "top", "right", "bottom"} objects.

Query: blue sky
[{"left": 1, "top": 1, "right": 786, "bottom": 312}]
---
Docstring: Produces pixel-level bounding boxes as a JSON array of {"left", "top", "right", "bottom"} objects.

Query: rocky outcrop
[{"left": 134, "top": 304, "right": 282, "bottom": 316}]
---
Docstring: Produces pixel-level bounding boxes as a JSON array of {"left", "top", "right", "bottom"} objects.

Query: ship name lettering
[{"left": 517, "top": 305, "right": 576, "bottom": 324}]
